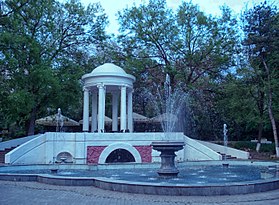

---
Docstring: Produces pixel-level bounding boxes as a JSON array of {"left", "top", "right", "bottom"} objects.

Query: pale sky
[{"left": 80, "top": 0, "right": 276, "bottom": 34}]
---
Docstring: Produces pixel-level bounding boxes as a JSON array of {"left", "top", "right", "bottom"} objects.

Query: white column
[
  {"left": 91, "top": 91, "right": 97, "bottom": 132},
  {"left": 97, "top": 84, "right": 105, "bottom": 133},
  {"left": 112, "top": 92, "right": 119, "bottom": 132},
  {"left": 127, "top": 89, "right": 133, "bottom": 132},
  {"left": 102, "top": 85, "right": 106, "bottom": 131},
  {"left": 82, "top": 87, "right": 89, "bottom": 132},
  {"left": 120, "top": 85, "right": 127, "bottom": 131}
]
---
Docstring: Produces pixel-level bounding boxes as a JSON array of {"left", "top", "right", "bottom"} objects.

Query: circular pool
[{"left": 0, "top": 161, "right": 279, "bottom": 196}]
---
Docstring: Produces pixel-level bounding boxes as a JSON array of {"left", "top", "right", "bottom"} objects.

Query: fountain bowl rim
[{"left": 151, "top": 141, "right": 185, "bottom": 146}]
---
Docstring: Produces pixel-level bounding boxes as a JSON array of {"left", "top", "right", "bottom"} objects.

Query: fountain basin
[
  {"left": 0, "top": 161, "right": 279, "bottom": 196},
  {"left": 151, "top": 141, "right": 185, "bottom": 178}
]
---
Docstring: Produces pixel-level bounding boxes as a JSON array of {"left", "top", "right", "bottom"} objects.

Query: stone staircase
[
  {"left": 0, "top": 134, "right": 40, "bottom": 164},
  {"left": 218, "top": 152, "right": 237, "bottom": 160},
  {"left": 197, "top": 140, "right": 250, "bottom": 160}
]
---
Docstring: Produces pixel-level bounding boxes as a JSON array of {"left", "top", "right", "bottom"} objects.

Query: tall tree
[
  {"left": 175, "top": 3, "right": 239, "bottom": 86},
  {"left": 217, "top": 70, "right": 269, "bottom": 142},
  {"left": 242, "top": 2, "right": 279, "bottom": 156},
  {"left": 117, "top": 0, "right": 176, "bottom": 82},
  {"left": 117, "top": 0, "right": 239, "bottom": 137},
  {"left": 0, "top": 0, "right": 108, "bottom": 136},
  {"left": 118, "top": 0, "right": 239, "bottom": 87}
]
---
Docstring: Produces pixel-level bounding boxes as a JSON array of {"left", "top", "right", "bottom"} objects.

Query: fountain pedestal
[{"left": 151, "top": 141, "right": 185, "bottom": 178}]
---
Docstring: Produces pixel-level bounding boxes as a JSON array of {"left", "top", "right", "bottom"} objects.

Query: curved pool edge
[
  {"left": 1, "top": 173, "right": 279, "bottom": 196},
  {"left": 1, "top": 160, "right": 279, "bottom": 196},
  {"left": 93, "top": 177, "right": 279, "bottom": 196}
]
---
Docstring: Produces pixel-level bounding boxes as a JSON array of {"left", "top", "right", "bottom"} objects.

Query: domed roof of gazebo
[
  {"left": 82, "top": 63, "right": 135, "bottom": 90},
  {"left": 91, "top": 63, "right": 127, "bottom": 76}
]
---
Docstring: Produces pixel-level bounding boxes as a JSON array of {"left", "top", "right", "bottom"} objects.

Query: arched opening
[
  {"left": 105, "top": 148, "right": 135, "bottom": 163},
  {"left": 56, "top": 151, "right": 73, "bottom": 163}
]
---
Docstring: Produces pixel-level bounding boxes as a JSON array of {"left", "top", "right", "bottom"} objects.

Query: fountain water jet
[
  {"left": 222, "top": 124, "right": 229, "bottom": 167},
  {"left": 149, "top": 74, "right": 187, "bottom": 177}
]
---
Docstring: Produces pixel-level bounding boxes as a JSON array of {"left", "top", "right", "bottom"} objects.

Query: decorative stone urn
[{"left": 151, "top": 141, "right": 185, "bottom": 178}]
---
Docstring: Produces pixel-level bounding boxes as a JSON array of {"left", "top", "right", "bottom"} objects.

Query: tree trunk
[
  {"left": 263, "top": 59, "right": 279, "bottom": 157},
  {"left": 27, "top": 107, "right": 37, "bottom": 136},
  {"left": 256, "top": 120, "right": 263, "bottom": 152},
  {"left": 267, "top": 96, "right": 279, "bottom": 157},
  {"left": 256, "top": 90, "right": 265, "bottom": 153}
]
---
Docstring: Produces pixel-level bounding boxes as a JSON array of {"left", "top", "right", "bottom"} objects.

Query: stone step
[{"left": 217, "top": 152, "right": 237, "bottom": 160}]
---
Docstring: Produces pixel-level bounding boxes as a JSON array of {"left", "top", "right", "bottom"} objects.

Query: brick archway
[{"left": 98, "top": 142, "right": 142, "bottom": 164}]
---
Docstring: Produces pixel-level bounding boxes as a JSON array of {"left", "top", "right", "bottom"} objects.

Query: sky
[{"left": 80, "top": 0, "right": 275, "bottom": 34}]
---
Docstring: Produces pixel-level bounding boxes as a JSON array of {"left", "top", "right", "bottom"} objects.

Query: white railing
[
  {"left": 0, "top": 134, "right": 40, "bottom": 151},
  {"left": 183, "top": 136, "right": 222, "bottom": 160},
  {"left": 197, "top": 140, "right": 250, "bottom": 159},
  {"left": 5, "top": 134, "right": 45, "bottom": 164}
]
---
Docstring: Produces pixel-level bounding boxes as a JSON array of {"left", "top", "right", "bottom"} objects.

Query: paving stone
[{"left": 1, "top": 181, "right": 279, "bottom": 205}]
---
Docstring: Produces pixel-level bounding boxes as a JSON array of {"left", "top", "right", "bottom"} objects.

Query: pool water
[{"left": 4, "top": 165, "right": 277, "bottom": 185}]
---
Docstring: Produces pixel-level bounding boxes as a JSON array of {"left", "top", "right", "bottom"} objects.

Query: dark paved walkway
[{"left": 1, "top": 181, "right": 279, "bottom": 205}]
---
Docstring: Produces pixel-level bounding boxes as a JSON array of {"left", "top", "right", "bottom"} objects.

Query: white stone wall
[{"left": 5, "top": 132, "right": 222, "bottom": 165}]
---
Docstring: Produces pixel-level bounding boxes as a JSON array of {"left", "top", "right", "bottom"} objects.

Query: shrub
[{"left": 232, "top": 141, "right": 275, "bottom": 154}]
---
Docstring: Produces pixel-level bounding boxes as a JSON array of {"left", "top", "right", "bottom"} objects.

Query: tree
[
  {"left": 117, "top": 0, "right": 176, "bottom": 82},
  {"left": 117, "top": 0, "right": 239, "bottom": 137},
  {"left": 242, "top": 2, "right": 279, "bottom": 156},
  {"left": 118, "top": 0, "right": 239, "bottom": 86},
  {"left": 0, "top": 0, "right": 108, "bottom": 136},
  {"left": 174, "top": 3, "right": 239, "bottom": 86},
  {"left": 217, "top": 70, "right": 270, "bottom": 142}
]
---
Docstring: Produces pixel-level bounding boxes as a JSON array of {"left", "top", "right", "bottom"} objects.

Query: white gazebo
[{"left": 81, "top": 63, "right": 136, "bottom": 133}]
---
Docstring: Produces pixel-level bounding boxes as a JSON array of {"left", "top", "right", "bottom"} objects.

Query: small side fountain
[
  {"left": 56, "top": 108, "right": 64, "bottom": 132},
  {"left": 150, "top": 74, "right": 186, "bottom": 177},
  {"left": 222, "top": 123, "right": 229, "bottom": 167},
  {"left": 50, "top": 168, "right": 58, "bottom": 174}
]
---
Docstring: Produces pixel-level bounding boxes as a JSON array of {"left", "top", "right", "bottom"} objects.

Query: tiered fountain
[
  {"left": 151, "top": 74, "right": 186, "bottom": 177},
  {"left": 151, "top": 141, "right": 184, "bottom": 177}
]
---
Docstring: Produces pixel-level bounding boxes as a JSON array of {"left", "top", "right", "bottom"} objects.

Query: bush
[
  {"left": 232, "top": 141, "right": 275, "bottom": 154},
  {"left": 260, "top": 143, "right": 275, "bottom": 153},
  {"left": 232, "top": 141, "right": 255, "bottom": 150}
]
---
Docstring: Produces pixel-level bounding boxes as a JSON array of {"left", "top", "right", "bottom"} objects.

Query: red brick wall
[
  {"left": 87, "top": 145, "right": 152, "bottom": 164},
  {"left": 87, "top": 146, "right": 106, "bottom": 164},
  {"left": 134, "top": 146, "right": 152, "bottom": 163}
]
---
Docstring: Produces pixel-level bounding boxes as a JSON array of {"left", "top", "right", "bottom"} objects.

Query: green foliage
[
  {"left": 213, "top": 1, "right": 279, "bottom": 142},
  {"left": 217, "top": 73, "right": 269, "bottom": 137},
  {"left": 116, "top": 1, "right": 240, "bottom": 138},
  {"left": 117, "top": 1, "right": 239, "bottom": 86},
  {"left": 240, "top": 1, "right": 279, "bottom": 151},
  {"left": 232, "top": 141, "right": 275, "bottom": 153},
  {"left": 0, "top": 0, "right": 108, "bottom": 136},
  {"left": 231, "top": 141, "right": 256, "bottom": 151}
]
